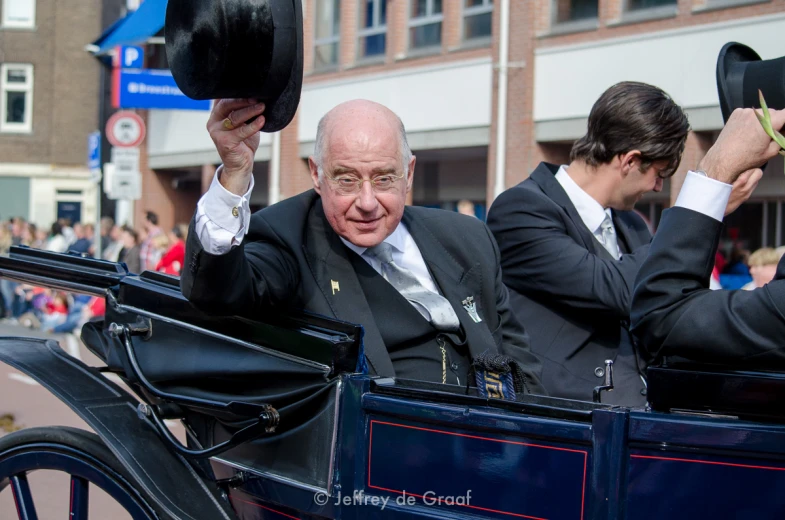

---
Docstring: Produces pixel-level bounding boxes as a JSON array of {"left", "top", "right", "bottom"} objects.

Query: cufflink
[{"left": 232, "top": 207, "right": 239, "bottom": 218}]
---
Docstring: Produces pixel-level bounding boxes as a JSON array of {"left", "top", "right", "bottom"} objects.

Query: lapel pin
[
  {"left": 331, "top": 280, "right": 340, "bottom": 295},
  {"left": 462, "top": 296, "right": 482, "bottom": 323}
]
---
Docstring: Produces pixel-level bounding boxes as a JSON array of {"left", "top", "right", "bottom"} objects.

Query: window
[
  {"left": 553, "top": 0, "right": 598, "bottom": 24},
  {"left": 627, "top": 0, "right": 676, "bottom": 10},
  {"left": 463, "top": 0, "right": 492, "bottom": 41},
  {"left": 314, "top": 0, "right": 340, "bottom": 70},
  {"left": 2, "top": 0, "right": 35, "bottom": 28},
  {"left": 409, "top": 0, "right": 442, "bottom": 50},
  {"left": 358, "top": 0, "right": 386, "bottom": 60},
  {"left": 0, "top": 64, "right": 33, "bottom": 133}
]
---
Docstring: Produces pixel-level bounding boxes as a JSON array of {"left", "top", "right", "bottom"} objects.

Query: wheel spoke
[
  {"left": 10, "top": 474, "right": 38, "bottom": 520},
  {"left": 69, "top": 476, "right": 89, "bottom": 520}
]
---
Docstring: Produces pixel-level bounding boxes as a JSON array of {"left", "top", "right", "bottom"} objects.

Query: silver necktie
[
  {"left": 599, "top": 214, "right": 621, "bottom": 260},
  {"left": 366, "top": 242, "right": 461, "bottom": 331}
]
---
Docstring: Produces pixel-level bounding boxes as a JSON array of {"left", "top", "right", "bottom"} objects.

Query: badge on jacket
[{"left": 462, "top": 296, "right": 482, "bottom": 323}]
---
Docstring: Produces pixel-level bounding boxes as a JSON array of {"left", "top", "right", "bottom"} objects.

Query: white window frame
[
  {"left": 408, "top": 0, "right": 443, "bottom": 50},
  {"left": 313, "top": 0, "right": 341, "bottom": 70},
  {"left": 357, "top": 0, "right": 387, "bottom": 59},
  {"left": 2, "top": 0, "right": 36, "bottom": 28},
  {"left": 462, "top": 0, "right": 493, "bottom": 41},
  {"left": 1, "top": 63, "right": 34, "bottom": 134}
]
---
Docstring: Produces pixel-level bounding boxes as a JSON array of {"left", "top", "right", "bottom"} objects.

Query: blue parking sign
[
  {"left": 120, "top": 46, "right": 144, "bottom": 69},
  {"left": 87, "top": 131, "right": 101, "bottom": 171}
]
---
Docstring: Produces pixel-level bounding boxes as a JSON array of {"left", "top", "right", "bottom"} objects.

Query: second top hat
[
  {"left": 716, "top": 42, "right": 785, "bottom": 123},
  {"left": 165, "top": 0, "right": 303, "bottom": 133}
]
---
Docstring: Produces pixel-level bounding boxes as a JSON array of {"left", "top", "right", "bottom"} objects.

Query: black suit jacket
[
  {"left": 631, "top": 206, "right": 785, "bottom": 364},
  {"left": 487, "top": 162, "right": 652, "bottom": 402},
  {"left": 181, "top": 190, "right": 544, "bottom": 394}
]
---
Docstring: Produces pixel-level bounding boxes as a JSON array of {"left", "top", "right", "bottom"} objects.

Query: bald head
[{"left": 312, "top": 100, "right": 412, "bottom": 176}]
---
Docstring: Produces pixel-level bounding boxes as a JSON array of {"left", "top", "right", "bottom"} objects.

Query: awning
[{"left": 86, "top": 0, "right": 168, "bottom": 56}]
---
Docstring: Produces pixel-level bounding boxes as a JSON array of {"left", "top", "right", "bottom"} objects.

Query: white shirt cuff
[
  {"left": 194, "top": 166, "right": 254, "bottom": 254},
  {"left": 674, "top": 170, "right": 732, "bottom": 222}
]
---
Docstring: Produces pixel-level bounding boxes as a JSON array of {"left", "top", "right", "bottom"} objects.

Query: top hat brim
[
  {"left": 165, "top": 0, "right": 303, "bottom": 133},
  {"left": 260, "top": 0, "right": 303, "bottom": 133},
  {"left": 716, "top": 42, "right": 761, "bottom": 124}
]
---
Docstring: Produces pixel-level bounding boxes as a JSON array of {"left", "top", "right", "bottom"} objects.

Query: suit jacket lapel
[
  {"left": 612, "top": 211, "right": 636, "bottom": 255},
  {"left": 530, "top": 164, "right": 606, "bottom": 257},
  {"left": 302, "top": 199, "right": 395, "bottom": 377},
  {"left": 402, "top": 210, "right": 492, "bottom": 359}
]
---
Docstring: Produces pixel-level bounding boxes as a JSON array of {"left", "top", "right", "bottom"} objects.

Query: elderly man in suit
[
  {"left": 181, "top": 98, "right": 544, "bottom": 396},
  {"left": 486, "top": 82, "right": 757, "bottom": 405},
  {"left": 632, "top": 107, "right": 785, "bottom": 364}
]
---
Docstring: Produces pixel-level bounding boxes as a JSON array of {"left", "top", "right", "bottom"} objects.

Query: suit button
[
  {"left": 451, "top": 362, "right": 459, "bottom": 371},
  {"left": 640, "top": 388, "right": 647, "bottom": 396},
  {"left": 594, "top": 367, "right": 604, "bottom": 378}
]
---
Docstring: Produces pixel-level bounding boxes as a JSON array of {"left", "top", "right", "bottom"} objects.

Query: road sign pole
[{"left": 95, "top": 181, "right": 102, "bottom": 258}]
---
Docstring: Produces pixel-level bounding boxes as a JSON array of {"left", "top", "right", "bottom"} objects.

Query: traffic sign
[
  {"left": 106, "top": 111, "right": 145, "bottom": 147},
  {"left": 109, "top": 171, "right": 142, "bottom": 200},
  {"left": 116, "top": 69, "right": 211, "bottom": 111},
  {"left": 120, "top": 46, "right": 144, "bottom": 69},
  {"left": 87, "top": 131, "right": 101, "bottom": 183},
  {"left": 111, "top": 146, "right": 140, "bottom": 175}
]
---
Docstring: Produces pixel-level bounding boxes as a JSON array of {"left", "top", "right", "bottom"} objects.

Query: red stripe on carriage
[
  {"left": 367, "top": 419, "right": 589, "bottom": 520},
  {"left": 231, "top": 497, "right": 302, "bottom": 519},
  {"left": 631, "top": 454, "right": 785, "bottom": 471}
]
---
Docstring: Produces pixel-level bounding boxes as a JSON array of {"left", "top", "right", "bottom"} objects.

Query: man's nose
[
  {"left": 653, "top": 178, "right": 664, "bottom": 192},
  {"left": 355, "top": 180, "right": 379, "bottom": 211}
]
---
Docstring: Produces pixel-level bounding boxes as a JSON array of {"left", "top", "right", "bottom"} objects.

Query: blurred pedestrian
[
  {"left": 119, "top": 226, "right": 142, "bottom": 273},
  {"left": 156, "top": 224, "right": 187, "bottom": 275}
]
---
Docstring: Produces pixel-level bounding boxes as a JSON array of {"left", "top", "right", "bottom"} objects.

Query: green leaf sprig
[{"left": 755, "top": 90, "right": 785, "bottom": 175}]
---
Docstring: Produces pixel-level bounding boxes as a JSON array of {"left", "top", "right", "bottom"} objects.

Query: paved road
[{"left": 0, "top": 322, "right": 184, "bottom": 519}]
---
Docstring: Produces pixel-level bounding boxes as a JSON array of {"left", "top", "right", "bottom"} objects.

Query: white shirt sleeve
[
  {"left": 674, "top": 170, "right": 733, "bottom": 223},
  {"left": 194, "top": 166, "right": 255, "bottom": 255}
]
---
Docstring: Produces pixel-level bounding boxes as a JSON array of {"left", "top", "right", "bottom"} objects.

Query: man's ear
[
  {"left": 309, "top": 157, "right": 322, "bottom": 195},
  {"left": 619, "top": 150, "right": 643, "bottom": 177},
  {"left": 406, "top": 155, "right": 416, "bottom": 192}
]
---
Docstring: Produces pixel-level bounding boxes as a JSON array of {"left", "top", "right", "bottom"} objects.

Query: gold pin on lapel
[{"left": 331, "top": 280, "right": 340, "bottom": 295}]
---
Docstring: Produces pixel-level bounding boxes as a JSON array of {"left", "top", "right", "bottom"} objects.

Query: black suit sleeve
[
  {"left": 180, "top": 212, "right": 299, "bottom": 317},
  {"left": 631, "top": 207, "right": 785, "bottom": 363},
  {"left": 482, "top": 223, "right": 547, "bottom": 395},
  {"left": 487, "top": 186, "right": 650, "bottom": 318}
]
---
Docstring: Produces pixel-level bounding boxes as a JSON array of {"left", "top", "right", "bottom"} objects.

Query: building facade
[
  {"left": 0, "top": 0, "right": 106, "bottom": 229},
  {"left": 137, "top": 0, "right": 783, "bottom": 248}
]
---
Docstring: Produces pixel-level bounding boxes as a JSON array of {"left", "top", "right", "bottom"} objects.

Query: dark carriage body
[{"left": 2, "top": 246, "right": 785, "bottom": 520}]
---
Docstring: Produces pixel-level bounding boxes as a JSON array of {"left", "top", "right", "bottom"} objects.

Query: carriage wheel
[{"left": 0, "top": 426, "right": 161, "bottom": 519}]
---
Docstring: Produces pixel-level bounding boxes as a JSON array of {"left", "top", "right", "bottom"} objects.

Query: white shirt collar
[
  {"left": 339, "top": 221, "right": 409, "bottom": 257},
  {"left": 555, "top": 165, "right": 612, "bottom": 234}
]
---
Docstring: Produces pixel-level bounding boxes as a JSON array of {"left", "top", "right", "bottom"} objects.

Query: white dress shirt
[
  {"left": 193, "top": 166, "right": 442, "bottom": 320},
  {"left": 555, "top": 165, "right": 621, "bottom": 259}
]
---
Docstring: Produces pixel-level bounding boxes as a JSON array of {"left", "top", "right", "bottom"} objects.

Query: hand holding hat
[
  {"left": 698, "top": 106, "right": 785, "bottom": 185},
  {"left": 207, "top": 99, "right": 266, "bottom": 195}
]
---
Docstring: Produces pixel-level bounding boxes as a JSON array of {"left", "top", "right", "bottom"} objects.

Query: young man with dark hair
[{"left": 487, "top": 81, "right": 757, "bottom": 405}]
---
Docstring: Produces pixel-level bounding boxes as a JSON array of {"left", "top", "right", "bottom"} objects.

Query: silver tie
[
  {"left": 599, "top": 214, "right": 621, "bottom": 260},
  {"left": 366, "top": 242, "right": 461, "bottom": 331}
]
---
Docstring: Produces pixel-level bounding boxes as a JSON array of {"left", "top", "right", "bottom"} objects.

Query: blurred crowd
[
  {"left": 714, "top": 244, "right": 785, "bottom": 290},
  {"left": 0, "top": 211, "right": 188, "bottom": 334}
]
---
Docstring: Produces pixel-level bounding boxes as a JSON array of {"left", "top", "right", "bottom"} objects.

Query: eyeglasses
[{"left": 324, "top": 173, "right": 406, "bottom": 195}]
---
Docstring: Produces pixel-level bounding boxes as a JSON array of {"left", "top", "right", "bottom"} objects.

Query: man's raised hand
[
  {"left": 207, "top": 99, "right": 266, "bottom": 195},
  {"left": 699, "top": 107, "right": 785, "bottom": 185}
]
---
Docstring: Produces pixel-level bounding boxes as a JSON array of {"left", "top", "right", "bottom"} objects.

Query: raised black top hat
[
  {"left": 165, "top": 0, "right": 303, "bottom": 133},
  {"left": 716, "top": 42, "right": 785, "bottom": 124}
]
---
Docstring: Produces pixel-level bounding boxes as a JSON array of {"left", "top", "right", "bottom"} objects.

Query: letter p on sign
[{"left": 121, "top": 46, "right": 144, "bottom": 69}]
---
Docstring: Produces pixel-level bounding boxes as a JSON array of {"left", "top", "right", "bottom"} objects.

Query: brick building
[
  {"left": 0, "top": 0, "right": 108, "bottom": 228},
  {"left": 136, "top": 0, "right": 783, "bottom": 249}
]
